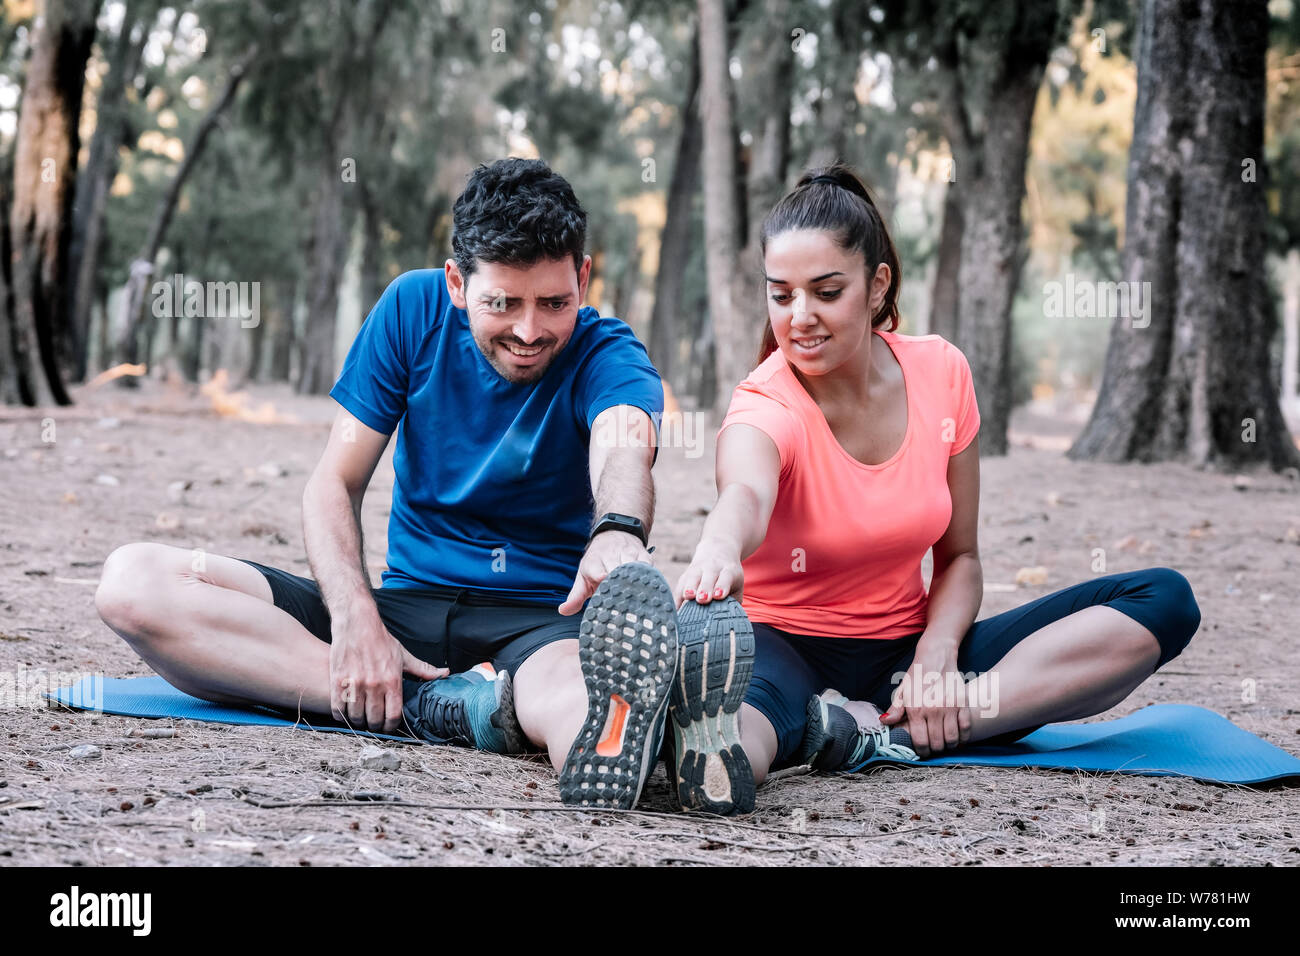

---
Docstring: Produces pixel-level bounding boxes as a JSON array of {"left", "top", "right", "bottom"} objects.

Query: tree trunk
[
  {"left": 689, "top": 314, "right": 716, "bottom": 411},
  {"left": 1281, "top": 247, "right": 1299, "bottom": 415},
  {"left": 424, "top": 193, "right": 450, "bottom": 268},
  {"left": 929, "top": 182, "right": 963, "bottom": 343},
  {"left": 936, "top": 4, "right": 1060, "bottom": 456},
  {"left": 0, "top": 172, "right": 19, "bottom": 404},
  {"left": 697, "top": 0, "right": 742, "bottom": 415},
  {"left": 115, "top": 46, "right": 257, "bottom": 369},
  {"left": 184, "top": 304, "right": 204, "bottom": 383},
  {"left": 699, "top": 0, "right": 793, "bottom": 415},
  {"left": 7, "top": 0, "right": 97, "bottom": 406},
  {"left": 167, "top": 286, "right": 181, "bottom": 377},
  {"left": 359, "top": 187, "right": 383, "bottom": 321},
  {"left": 266, "top": 277, "right": 295, "bottom": 382},
  {"left": 246, "top": 287, "right": 266, "bottom": 382},
  {"left": 612, "top": 227, "right": 640, "bottom": 327},
  {"left": 293, "top": 0, "right": 395, "bottom": 395},
  {"left": 733, "top": 0, "right": 793, "bottom": 346},
  {"left": 68, "top": 0, "right": 151, "bottom": 382},
  {"left": 1069, "top": 0, "right": 1299, "bottom": 470},
  {"left": 647, "top": 24, "right": 702, "bottom": 390},
  {"left": 952, "top": 67, "right": 1042, "bottom": 456},
  {"left": 355, "top": 111, "right": 394, "bottom": 314},
  {"left": 94, "top": 283, "right": 109, "bottom": 374},
  {"left": 297, "top": 152, "right": 354, "bottom": 394},
  {"left": 806, "top": 2, "right": 863, "bottom": 169}
]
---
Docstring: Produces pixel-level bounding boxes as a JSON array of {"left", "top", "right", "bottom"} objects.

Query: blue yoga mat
[
  {"left": 49, "top": 676, "right": 1300, "bottom": 785},
  {"left": 852, "top": 703, "right": 1300, "bottom": 785},
  {"left": 48, "top": 675, "right": 411, "bottom": 743}
]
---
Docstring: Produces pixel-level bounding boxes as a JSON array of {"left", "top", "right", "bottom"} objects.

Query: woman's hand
[
  {"left": 674, "top": 537, "right": 745, "bottom": 608},
  {"left": 879, "top": 641, "right": 972, "bottom": 758}
]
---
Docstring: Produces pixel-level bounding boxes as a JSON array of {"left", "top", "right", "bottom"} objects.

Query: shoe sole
[
  {"left": 558, "top": 563, "right": 678, "bottom": 810},
  {"left": 795, "top": 695, "right": 831, "bottom": 768},
  {"left": 491, "top": 670, "right": 527, "bottom": 755},
  {"left": 669, "top": 598, "right": 755, "bottom": 815}
]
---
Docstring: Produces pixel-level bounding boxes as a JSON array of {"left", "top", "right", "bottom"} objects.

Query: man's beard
[{"left": 472, "top": 329, "right": 561, "bottom": 384}]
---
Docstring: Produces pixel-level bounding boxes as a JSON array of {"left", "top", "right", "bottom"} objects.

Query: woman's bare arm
[
  {"left": 917, "top": 435, "right": 983, "bottom": 652},
  {"left": 674, "top": 423, "right": 781, "bottom": 605}
]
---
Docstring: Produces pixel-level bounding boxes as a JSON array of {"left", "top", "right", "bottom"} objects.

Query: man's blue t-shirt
[{"left": 328, "top": 269, "right": 664, "bottom": 605}]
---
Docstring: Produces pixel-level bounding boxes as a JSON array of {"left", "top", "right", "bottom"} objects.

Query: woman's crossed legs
[{"left": 737, "top": 567, "right": 1201, "bottom": 782}]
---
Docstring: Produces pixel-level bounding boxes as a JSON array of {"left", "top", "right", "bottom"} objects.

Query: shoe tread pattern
[
  {"left": 559, "top": 563, "right": 678, "bottom": 810},
  {"left": 669, "top": 598, "right": 756, "bottom": 815}
]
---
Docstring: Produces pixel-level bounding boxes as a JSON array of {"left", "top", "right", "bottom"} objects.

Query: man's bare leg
[
  {"left": 95, "top": 541, "right": 334, "bottom": 713},
  {"left": 511, "top": 639, "right": 588, "bottom": 771}
]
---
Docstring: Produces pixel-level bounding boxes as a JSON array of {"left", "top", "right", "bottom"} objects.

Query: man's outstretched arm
[
  {"left": 302, "top": 408, "right": 446, "bottom": 730},
  {"left": 558, "top": 405, "right": 657, "bottom": 615}
]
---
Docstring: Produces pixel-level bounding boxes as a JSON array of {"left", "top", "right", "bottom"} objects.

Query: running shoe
[
  {"left": 558, "top": 562, "right": 679, "bottom": 810},
  {"left": 666, "top": 596, "right": 756, "bottom": 814},
  {"left": 797, "top": 690, "right": 919, "bottom": 770},
  {"left": 402, "top": 662, "right": 525, "bottom": 754}
]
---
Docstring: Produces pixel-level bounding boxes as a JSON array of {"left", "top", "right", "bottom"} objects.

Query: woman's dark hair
[
  {"left": 451, "top": 158, "right": 588, "bottom": 278},
  {"left": 756, "top": 161, "right": 901, "bottom": 364}
]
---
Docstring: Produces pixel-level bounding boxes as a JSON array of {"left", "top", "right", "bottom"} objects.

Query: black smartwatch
[{"left": 588, "top": 513, "right": 648, "bottom": 547}]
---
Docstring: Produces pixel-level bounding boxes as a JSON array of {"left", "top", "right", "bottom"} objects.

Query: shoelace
[
  {"left": 420, "top": 691, "right": 472, "bottom": 746},
  {"left": 845, "top": 724, "right": 919, "bottom": 770}
]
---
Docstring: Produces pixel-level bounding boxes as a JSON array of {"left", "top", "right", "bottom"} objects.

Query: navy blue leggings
[{"left": 746, "top": 567, "right": 1201, "bottom": 768}]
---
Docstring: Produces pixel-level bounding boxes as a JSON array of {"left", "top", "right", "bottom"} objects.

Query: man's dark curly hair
[{"left": 451, "top": 158, "right": 588, "bottom": 278}]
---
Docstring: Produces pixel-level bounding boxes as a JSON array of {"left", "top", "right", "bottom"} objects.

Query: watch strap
[{"left": 587, "top": 512, "right": 648, "bottom": 547}]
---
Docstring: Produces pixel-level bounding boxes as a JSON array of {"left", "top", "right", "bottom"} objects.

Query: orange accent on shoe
[{"left": 596, "top": 694, "right": 630, "bottom": 757}]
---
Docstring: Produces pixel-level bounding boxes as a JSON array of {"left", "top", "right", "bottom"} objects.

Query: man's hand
[
  {"left": 558, "top": 530, "right": 653, "bottom": 615},
  {"left": 329, "top": 608, "right": 447, "bottom": 732}
]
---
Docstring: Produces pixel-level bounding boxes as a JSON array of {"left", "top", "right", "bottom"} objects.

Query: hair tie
[{"left": 807, "top": 174, "right": 840, "bottom": 188}]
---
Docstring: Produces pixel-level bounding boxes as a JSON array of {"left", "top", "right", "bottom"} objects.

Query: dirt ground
[{"left": 2, "top": 374, "right": 1298, "bottom": 867}]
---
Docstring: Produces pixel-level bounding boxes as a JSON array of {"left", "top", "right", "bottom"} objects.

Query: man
[{"left": 95, "top": 158, "right": 753, "bottom": 813}]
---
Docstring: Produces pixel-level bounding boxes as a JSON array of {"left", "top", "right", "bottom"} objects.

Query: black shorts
[{"left": 238, "top": 559, "right": 580, "bottom": 676}]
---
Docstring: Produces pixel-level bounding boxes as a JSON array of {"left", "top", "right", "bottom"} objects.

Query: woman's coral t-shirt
[{"left": 719, "top": 330, "right": 980, "bottom": 640}]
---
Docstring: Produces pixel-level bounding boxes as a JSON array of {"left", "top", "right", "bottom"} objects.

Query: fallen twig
[{"left": 227, "top": 789, "right": 936, "bottom": 840}]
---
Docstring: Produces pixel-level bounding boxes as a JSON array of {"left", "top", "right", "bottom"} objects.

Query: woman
[{"left": 673, "top": 162, "right": 1201, "bottom": 801}]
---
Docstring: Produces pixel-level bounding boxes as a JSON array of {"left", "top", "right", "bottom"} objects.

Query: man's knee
[
  {"left": 512, "top": 640, "right": 582, "bottom": 710},
  {"left": 516, "top": 638, "right": 580, "bottom": 676},
  {"left": 95, "top": 542, "right": 178, "bottom": 637}
]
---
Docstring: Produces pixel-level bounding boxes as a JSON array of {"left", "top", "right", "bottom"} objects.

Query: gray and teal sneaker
[
  {"left": 402, "top": 662, "right": 525, "bottom": 754},
  {"left": 797, "top": 689, "right": 919, "bottom": 771},
  {"left": 666, "top": 597, "right": 756, "bottom": 815},
  {"left": 558, "top": 562, "right": 679, "bottom": 810}
]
